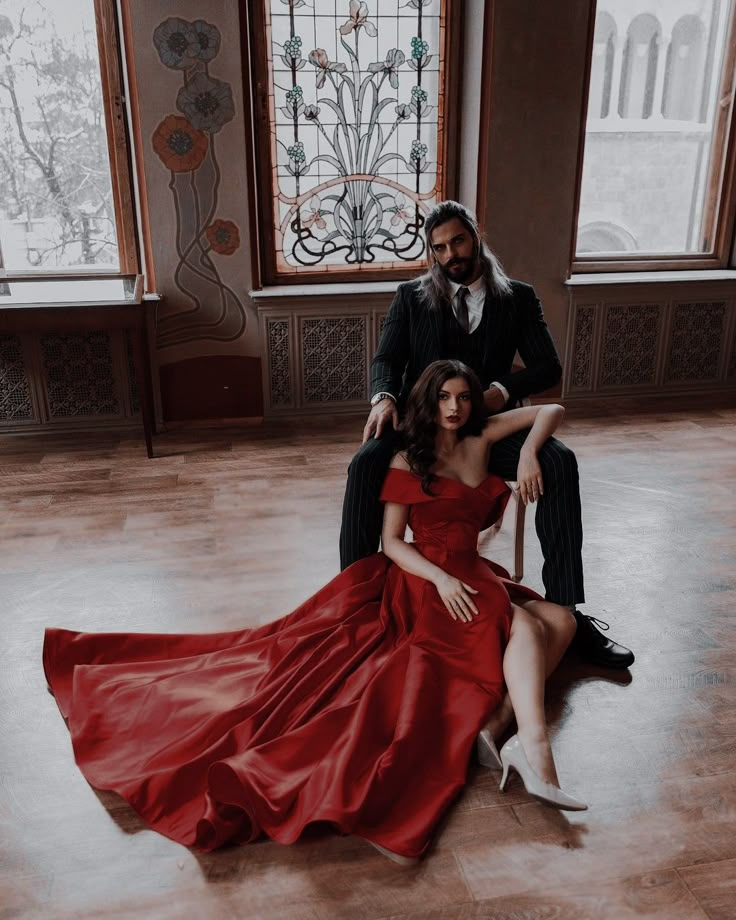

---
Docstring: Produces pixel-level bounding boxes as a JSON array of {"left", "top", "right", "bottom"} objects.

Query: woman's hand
[
  {"left": 516, "top": 448, "right": 544, "bottom": 505},
  {"left": 434, "top": 573, "right": 479, "bottom": 622}
]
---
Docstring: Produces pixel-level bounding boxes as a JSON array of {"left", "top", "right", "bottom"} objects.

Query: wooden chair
[{"left": 480, "top": 483, "right": 526, "bottom": 583}]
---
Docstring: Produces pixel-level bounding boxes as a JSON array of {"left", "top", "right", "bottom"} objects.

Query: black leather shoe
[{"left": 572, "top": 611, "right": 634, "bottom": 670}]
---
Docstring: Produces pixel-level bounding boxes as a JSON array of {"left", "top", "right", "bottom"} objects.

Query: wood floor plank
[
  {"left": 385, "top": 868, "right": 708, "bottom": 919},
  {"left": 677, "top": 858, "right": 736, "bottom": 920}
]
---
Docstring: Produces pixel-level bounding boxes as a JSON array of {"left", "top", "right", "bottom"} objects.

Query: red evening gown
[{"left": 43, "top": 469, "right": 541, "bottom": 858}]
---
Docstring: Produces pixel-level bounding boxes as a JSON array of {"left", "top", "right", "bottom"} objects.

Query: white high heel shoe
[
  {"left": 498, "top": 735, "right": 588, "bottom": 811},
  {"left": 476, "top": 728, "right": 503, "bottom": 769}
]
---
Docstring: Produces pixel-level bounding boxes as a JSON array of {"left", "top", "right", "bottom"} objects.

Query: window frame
[
  {"left": 0, "top": 0, "right": 139, "bottom": 281},
  {"left": 570, "top": 1, "right": 736, "bottom": 274},
  {"left": 243, "top": 0, "right": 463, "bottom": 288}
]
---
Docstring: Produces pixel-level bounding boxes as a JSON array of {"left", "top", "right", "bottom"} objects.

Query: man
[{"left": 340, "top": 200, "right": 634, "bottom": 670}]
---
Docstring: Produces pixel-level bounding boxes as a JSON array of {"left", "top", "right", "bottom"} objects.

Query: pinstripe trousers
[{"left": 339, "top": 429, "right": 585, "bottom": 606}]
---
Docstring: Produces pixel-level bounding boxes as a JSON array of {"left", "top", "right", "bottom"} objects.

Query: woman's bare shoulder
[{"left": 389, "top": 451, "right": 411, "bottom": 471}]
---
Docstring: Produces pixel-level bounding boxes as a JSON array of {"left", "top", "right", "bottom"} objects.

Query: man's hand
[
  {"left": 483, "top": 385, "right": 507, "bottom": 414},
  {"left": 362, "top": 398, "right": 399, "bottom": 444}
]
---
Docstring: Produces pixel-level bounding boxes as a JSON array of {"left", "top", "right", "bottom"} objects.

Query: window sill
[
  {"left": 249, "top": 280, "right": 403, "bottom": 301},
  {"left": 567, "top": 269, "right": 736, "bottom": 286}
]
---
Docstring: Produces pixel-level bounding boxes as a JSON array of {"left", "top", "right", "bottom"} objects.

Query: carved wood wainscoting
[
  {"left": 564, "top": 276, "right": 736, "bottom": 403},
  {"left": 0, "top": 330, "right": 140, "bottom": 434},
  {"left": 254, "top": 287, "right": 393, "bottom": 416}
]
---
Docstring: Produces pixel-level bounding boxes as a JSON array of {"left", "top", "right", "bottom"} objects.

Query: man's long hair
[
  {"left": 400, "top": 360, "right": 487, "bottom": 495},
  {"left": 417, "top": 200, "right": 512, "bottom": 309}
]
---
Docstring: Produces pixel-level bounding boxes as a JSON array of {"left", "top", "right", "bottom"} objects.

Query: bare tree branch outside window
[{"left": 0, "top": 0, "right": 119, "bottom": 273}]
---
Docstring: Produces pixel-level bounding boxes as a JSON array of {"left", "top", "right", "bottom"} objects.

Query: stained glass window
[{"left": 255, "top": 0, "right": 452, "bottom": 280}]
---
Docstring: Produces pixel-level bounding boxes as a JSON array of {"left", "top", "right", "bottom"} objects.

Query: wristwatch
[{"left": 370, "top": 392, "right": 395, "bottom": 407}]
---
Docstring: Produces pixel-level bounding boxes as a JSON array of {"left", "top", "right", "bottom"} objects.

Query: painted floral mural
[{"left": 151, "top": 16, "right": 246, "bottom": 347}]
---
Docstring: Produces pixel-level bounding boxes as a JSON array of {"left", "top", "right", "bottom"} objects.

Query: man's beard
[{"left": 437, "top": 243, "right": 480, "bottom": 284}]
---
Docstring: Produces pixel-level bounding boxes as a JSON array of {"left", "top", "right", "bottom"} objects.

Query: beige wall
[{"left": 482, "top": 0, "right": 594, "bottom": 364}]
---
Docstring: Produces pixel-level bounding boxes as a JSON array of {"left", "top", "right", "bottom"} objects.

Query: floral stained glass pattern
[{"left": 263, "top": 0, "right": 448, "bottom": 275}]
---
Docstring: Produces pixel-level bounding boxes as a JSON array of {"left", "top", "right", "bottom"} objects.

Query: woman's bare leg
[
  {"left": 502, "top": 604, "right": 558, "bottom": 785},
  {"left": 484, "top": 600, "right": 576, "bottom": 740}
]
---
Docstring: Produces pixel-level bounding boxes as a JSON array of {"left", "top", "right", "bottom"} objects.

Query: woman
[
  {"left": 43, "top": 360, "right": 584, "bottom": 865},
  {"left": 382, "top": 360, "right": 581, "bottom": 809}
]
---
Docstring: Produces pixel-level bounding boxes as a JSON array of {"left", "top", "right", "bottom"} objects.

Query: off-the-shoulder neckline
[{"left": 386, "top": 467, "right": 499, "bottom": 492}]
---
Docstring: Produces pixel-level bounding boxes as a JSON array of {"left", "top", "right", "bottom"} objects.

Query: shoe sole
[{"left": 585, "top": 655, "right": 635, "bottom": 670}]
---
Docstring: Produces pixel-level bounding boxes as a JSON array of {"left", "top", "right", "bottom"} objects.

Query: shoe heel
[
  {"left": 476, "top": 730, "right": 502, "bottom": 770},
  {"left": 499, "top": 762, "right": 510, "bottom": 793}
]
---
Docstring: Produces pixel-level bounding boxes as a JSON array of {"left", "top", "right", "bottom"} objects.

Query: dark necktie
[{"left": 456, "top": 286, "right": 470, "bottom": 334}]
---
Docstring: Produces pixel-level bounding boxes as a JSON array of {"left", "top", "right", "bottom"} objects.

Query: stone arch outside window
[
  {"left": 662, "top": 14, "right": 706, "bottom": 121},
  {"left": 619, "top": 13, "right": 661, "bottom": 119},
  {"left": 590, "top": 12, "right": 617, "bottom": 118}
]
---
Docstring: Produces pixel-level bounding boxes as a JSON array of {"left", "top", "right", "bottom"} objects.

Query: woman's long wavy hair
[
  {"left": 400, "top": 360, "right": 487, "bottom": 494},
  {"left": 418, "top": 200, "right": 512, "bottom": 310}
]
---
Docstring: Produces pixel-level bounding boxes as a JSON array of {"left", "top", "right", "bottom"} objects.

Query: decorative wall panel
[
  {"left": 599, "top": 303, "right": 661, "bottom": 388},
  {"left": 301, "top": 316, "right": 366, "bottom": 403},
  {"left": 41, "top": 333, "right": 120, "bottom": 417},
  {"left": 267, "top": 318, "right": 292, "bottom": 407},
  {"left": 0, "top": 335, "right": 34, "bottom": 422},
  {"left": 729, "top": 322, "right": 736, "bottom": 379},
  {"left": 665, "top": 301, "right": 726, "bottom": 383},
  {"left": 570, "top": 305, "right": 596, "bottom": 391}
]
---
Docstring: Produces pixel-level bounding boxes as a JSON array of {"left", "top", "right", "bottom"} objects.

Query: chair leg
[{"left": 512, "top": 496, "right": 526, "bottom": 583}]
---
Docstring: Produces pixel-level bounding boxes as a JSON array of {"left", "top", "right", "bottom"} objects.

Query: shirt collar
[{"left": 449, "top": 274, "right": 486, "bottom": 298}]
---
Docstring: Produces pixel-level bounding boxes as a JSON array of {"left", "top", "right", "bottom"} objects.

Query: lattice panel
[
  {"left": 599, "top": 303, "right": 661, "bottom": 388},
  {"left": 42, "top": 333, "right": 120, "bottom": 417},
  {"left": 570, "top": 305, "right": 596, "bottom": 391},
  {"left": 124, "top": 330, "right": 141, "bottom": 415},
  {"left": 665, "top": 301, "right": 726, "bottom": 383},
  {"left": 302, "top": 317, "right": 367, "bottom": 403},
  {"left": 0, "top": 335, "right": 34, "bottom": 421},
  {"left": 267, "top": 318, "right": 292, "bottom": 407}
]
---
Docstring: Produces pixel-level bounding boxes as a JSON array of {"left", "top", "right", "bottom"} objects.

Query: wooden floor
[{"left": 1, "top": 405, "right": 735, "bottom": 920}]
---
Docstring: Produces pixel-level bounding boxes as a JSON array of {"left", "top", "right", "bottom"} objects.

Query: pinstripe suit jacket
[{"left": 370, "top": 279, "right": 562, "bottom": 407}]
